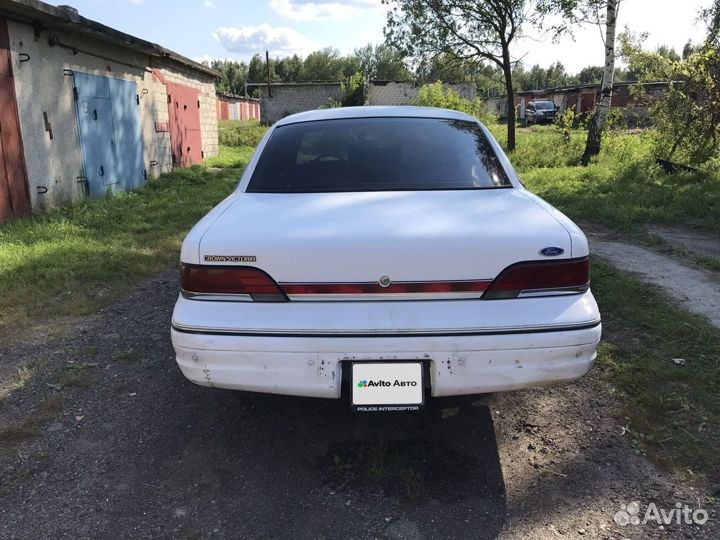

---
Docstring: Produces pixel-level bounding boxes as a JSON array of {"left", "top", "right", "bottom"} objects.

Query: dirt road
[{"left": 1, "top": 270, "right": 717, "bottom": 539}]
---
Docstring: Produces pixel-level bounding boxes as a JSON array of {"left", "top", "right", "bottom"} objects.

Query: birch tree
[
  {"left": 383, "top": 0, "right": 529, "bottom": 152},
  {"left": 539, "top": 0, "right": 621, "bottom": 164},
  {"left": 581, "top": 0, "right": 619, "bottom": 165}
]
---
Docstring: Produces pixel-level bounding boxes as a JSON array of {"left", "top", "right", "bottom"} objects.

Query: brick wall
[
  {"left": 367, "top": 82, "right": 477, "bottom": 106},
  {"left": 259, "top": 83, "right": 344, "bottom": 125}
]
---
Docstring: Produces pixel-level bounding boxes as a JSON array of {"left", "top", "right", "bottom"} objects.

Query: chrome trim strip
[
  {"left": 517, "top": 286, "right": 589, "bottom": 298},
  {"left": 286, "top": 292, "right": 485, "bottom": 301},
  {"left": 181, "top": 291, "right": 253, "bottom": 302},
  {"left": 171, "top": 318, "right": 602, "bottom": 338}
]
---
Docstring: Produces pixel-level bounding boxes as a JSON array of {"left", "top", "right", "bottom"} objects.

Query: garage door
[
  {"left": 73, "top": 72, "right": 145, "bottom": 198},
  {"left": 166, "top": 82, "right": 202, "bottom": 167},
  {"left": 0, "top": 17, "right": 30, "bottom": 221}
]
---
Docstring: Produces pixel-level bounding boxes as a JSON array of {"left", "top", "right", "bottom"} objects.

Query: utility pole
[{"left": 265, "top": 50, "right": 272, "bottom": 98}]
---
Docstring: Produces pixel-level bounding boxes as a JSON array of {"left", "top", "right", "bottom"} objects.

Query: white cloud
[
  {"left": 203, "top": 0, "right": 216, "bottom": 7},
  {"left": 269, "top": 0, "right": 381, "bottom": 21},
  {"left": 193, "top": 54, "right": 219, "bottom": 64},
  {"left": 213, "top": 24, "right": 320, "bottom": 57},
  {"left": 129, "top": 0, "right": 143, "bottom": 4}
]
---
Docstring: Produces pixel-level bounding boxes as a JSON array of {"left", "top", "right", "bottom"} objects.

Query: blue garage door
[{"left": 73, "top": 72, "right": 144, "bottom": 198}]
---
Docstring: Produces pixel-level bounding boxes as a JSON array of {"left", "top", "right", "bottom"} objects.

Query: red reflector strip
[
  {"left": 482, "top": 257, "right": 589, "bottom": 299},
  {"left": 180, "top": 264, "right": 286, "bottom": 300},
  {"left": 280, "top": 280, "right": 491, "bottom": 295}
]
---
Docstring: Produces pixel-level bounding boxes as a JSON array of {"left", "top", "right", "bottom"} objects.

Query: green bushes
[{"left": 414, "top": 81, "right": 496, "bottom": 125}]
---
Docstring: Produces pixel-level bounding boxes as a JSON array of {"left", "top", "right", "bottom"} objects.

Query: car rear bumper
[{"left": 171, "top": 322, "right": 601, "bottom": 398}]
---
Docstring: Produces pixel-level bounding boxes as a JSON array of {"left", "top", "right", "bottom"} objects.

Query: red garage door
[
  {"left": 0, "top": 18, "right": 30, "bottom": 221},
  {"left": 166, "top": 82, "right": 202, "bottom": 167}
]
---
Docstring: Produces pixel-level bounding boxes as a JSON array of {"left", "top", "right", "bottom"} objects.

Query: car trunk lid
[{"left": 197, "top": 189, "right": 572, "bottom": 300}]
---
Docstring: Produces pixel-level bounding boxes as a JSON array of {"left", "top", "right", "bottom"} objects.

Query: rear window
[
  {"left": 246, "top": 117, "right": 511, "bottom": 193},
  {"left": 533, "top": 101, "right": 555, "bottom": 110}
]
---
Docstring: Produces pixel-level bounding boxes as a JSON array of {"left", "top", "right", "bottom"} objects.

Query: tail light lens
[
  {"left": 482, "top": 257, "right": 589, "bottom": 300},
  {"left": 180, "top": 264, "right": 287, "bottom": 302}
]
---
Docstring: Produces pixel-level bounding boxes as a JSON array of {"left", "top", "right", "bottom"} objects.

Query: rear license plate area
[{"left": 351, "top": 362, "right": 424, "bottom": 412}]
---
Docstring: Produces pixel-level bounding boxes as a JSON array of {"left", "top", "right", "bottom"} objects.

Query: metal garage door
[
  {"left": 0, "top": 17, "right": 31, "bottom": 221},
  {"left": 73, "top": 72, "right": 144, "bottom": 198},
  {"left": 166, "top": 82, "right": 202, "bottom": 167}
]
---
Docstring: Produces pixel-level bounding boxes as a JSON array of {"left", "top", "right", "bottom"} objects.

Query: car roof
[{"left": 275, "top": 106, "right": 476, "bottom": 126}]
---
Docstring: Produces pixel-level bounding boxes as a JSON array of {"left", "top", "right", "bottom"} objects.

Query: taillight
[
  {"left": 180, "top": 264, "right": 287, "bottom": 302},
  {"left": 482, "top": 257, "right": 589, "bottom": 300}
]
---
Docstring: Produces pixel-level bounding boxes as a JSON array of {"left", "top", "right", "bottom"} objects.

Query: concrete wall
[
  {"left": 367, "top": 82, "right": 477, "bottom": 106},
  {"left": 6, "top": 20, "right": 217, "bottom": 213},
  {"left": 259, "top": 83, "right": 344, "bottom": 125}
]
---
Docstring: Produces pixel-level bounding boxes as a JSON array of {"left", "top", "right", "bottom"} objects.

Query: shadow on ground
[{"left": 0, "top": 272, "right": 506, "bottom": 540}]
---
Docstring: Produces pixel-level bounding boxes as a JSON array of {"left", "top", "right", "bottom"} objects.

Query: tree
[
  {"left": 248, "top": 54, "right": 266, "bottom": 83},
  {"left": 384, "top": 0, "right": 529, "bottom": 151},
  {"left": 212, "top": 60, "right": 249, "bottom": 95},
  {"left": 303, "top": 48, "right": 345, "bottom": 81},
  {"left": 581, "top": 0, "right": 619, "bottom": 164},
  {"left": 276, "top": 54, "right": 304, "bottom": 82},
  {"left": 700, "top": 0, "right": 720, "bottom": 44},
  {"left": 577, "top": 65, "right": 604, "bottom": 84},
  {"left": 682, "top": 40, "right": 699, "bottom": 60},
  {"left": 352, "top": 43, "right": 412, "bottom": 81},
  {"left": 417, "top": 53, "right": 475, "bottom": 83},
  {"left": 620, "top": 1, "right": 720, "bottom": 164},
  {"left": 539, "top": 0, "right": 621, "bottom": 164}
]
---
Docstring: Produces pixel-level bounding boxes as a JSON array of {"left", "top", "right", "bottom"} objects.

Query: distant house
[
  {"left": 485, "top": 81, "right": 670, "bottom": 122},
  {"left": 0, "top": 0, "right": 219, "bottom": 221},
  {"left": 216, "top": 92, "right": 260, "bottom": 121}
]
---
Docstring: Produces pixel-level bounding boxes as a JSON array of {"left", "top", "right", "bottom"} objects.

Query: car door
[{"left": 526, "top": 103, "right": 535, "bottom": 123}]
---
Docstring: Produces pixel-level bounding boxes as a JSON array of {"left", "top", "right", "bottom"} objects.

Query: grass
[
  {"left": 10, "top": 366, "right": 34, "bottom": 392},
  {"left": 217, "top": 119, "right": 268, "bottom": 148},
  {"left": 591, "top": 259, "right": 720, "bottom": 479},
  {"left": 0, "top": 164, "right": 248, "bottom": 339},
  {"left": 490, "top": 123, "right": 720, "bottom": 233},
  {"left": 205, "top": 145, "right": 257, "bottom": 169}
]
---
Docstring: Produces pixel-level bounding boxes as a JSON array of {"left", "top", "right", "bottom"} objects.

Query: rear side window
[{"left": 246, "top": 117, "right": 511, "bottom": 193}]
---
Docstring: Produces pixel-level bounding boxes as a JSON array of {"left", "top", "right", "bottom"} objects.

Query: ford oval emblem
[{"left": 539, "top": 246, "right": 564, "bottom": 257}]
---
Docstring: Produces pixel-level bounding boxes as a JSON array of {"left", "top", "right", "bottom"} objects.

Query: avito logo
[{"left": 357, "top": 379, "right": 418, "bottom": 388}]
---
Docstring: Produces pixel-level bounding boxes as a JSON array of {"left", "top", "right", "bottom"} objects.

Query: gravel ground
[
  {"left": 646, "top": 225, "right": 720, "bottom": 260},
  {"left": 1, "top": 269, "right": 718, "bottom": 539},
  {"left": 581, "top": 226, "right": 720, "bottom": 329}
]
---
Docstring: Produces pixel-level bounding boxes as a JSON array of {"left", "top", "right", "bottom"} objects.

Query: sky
[{"left": 47, "top": 0, "right": 711, "bottom": 73}]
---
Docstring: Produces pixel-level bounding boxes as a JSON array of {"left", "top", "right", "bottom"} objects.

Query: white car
[{"left": 171, "top": 106, "right": 601, "bottom": 412}]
